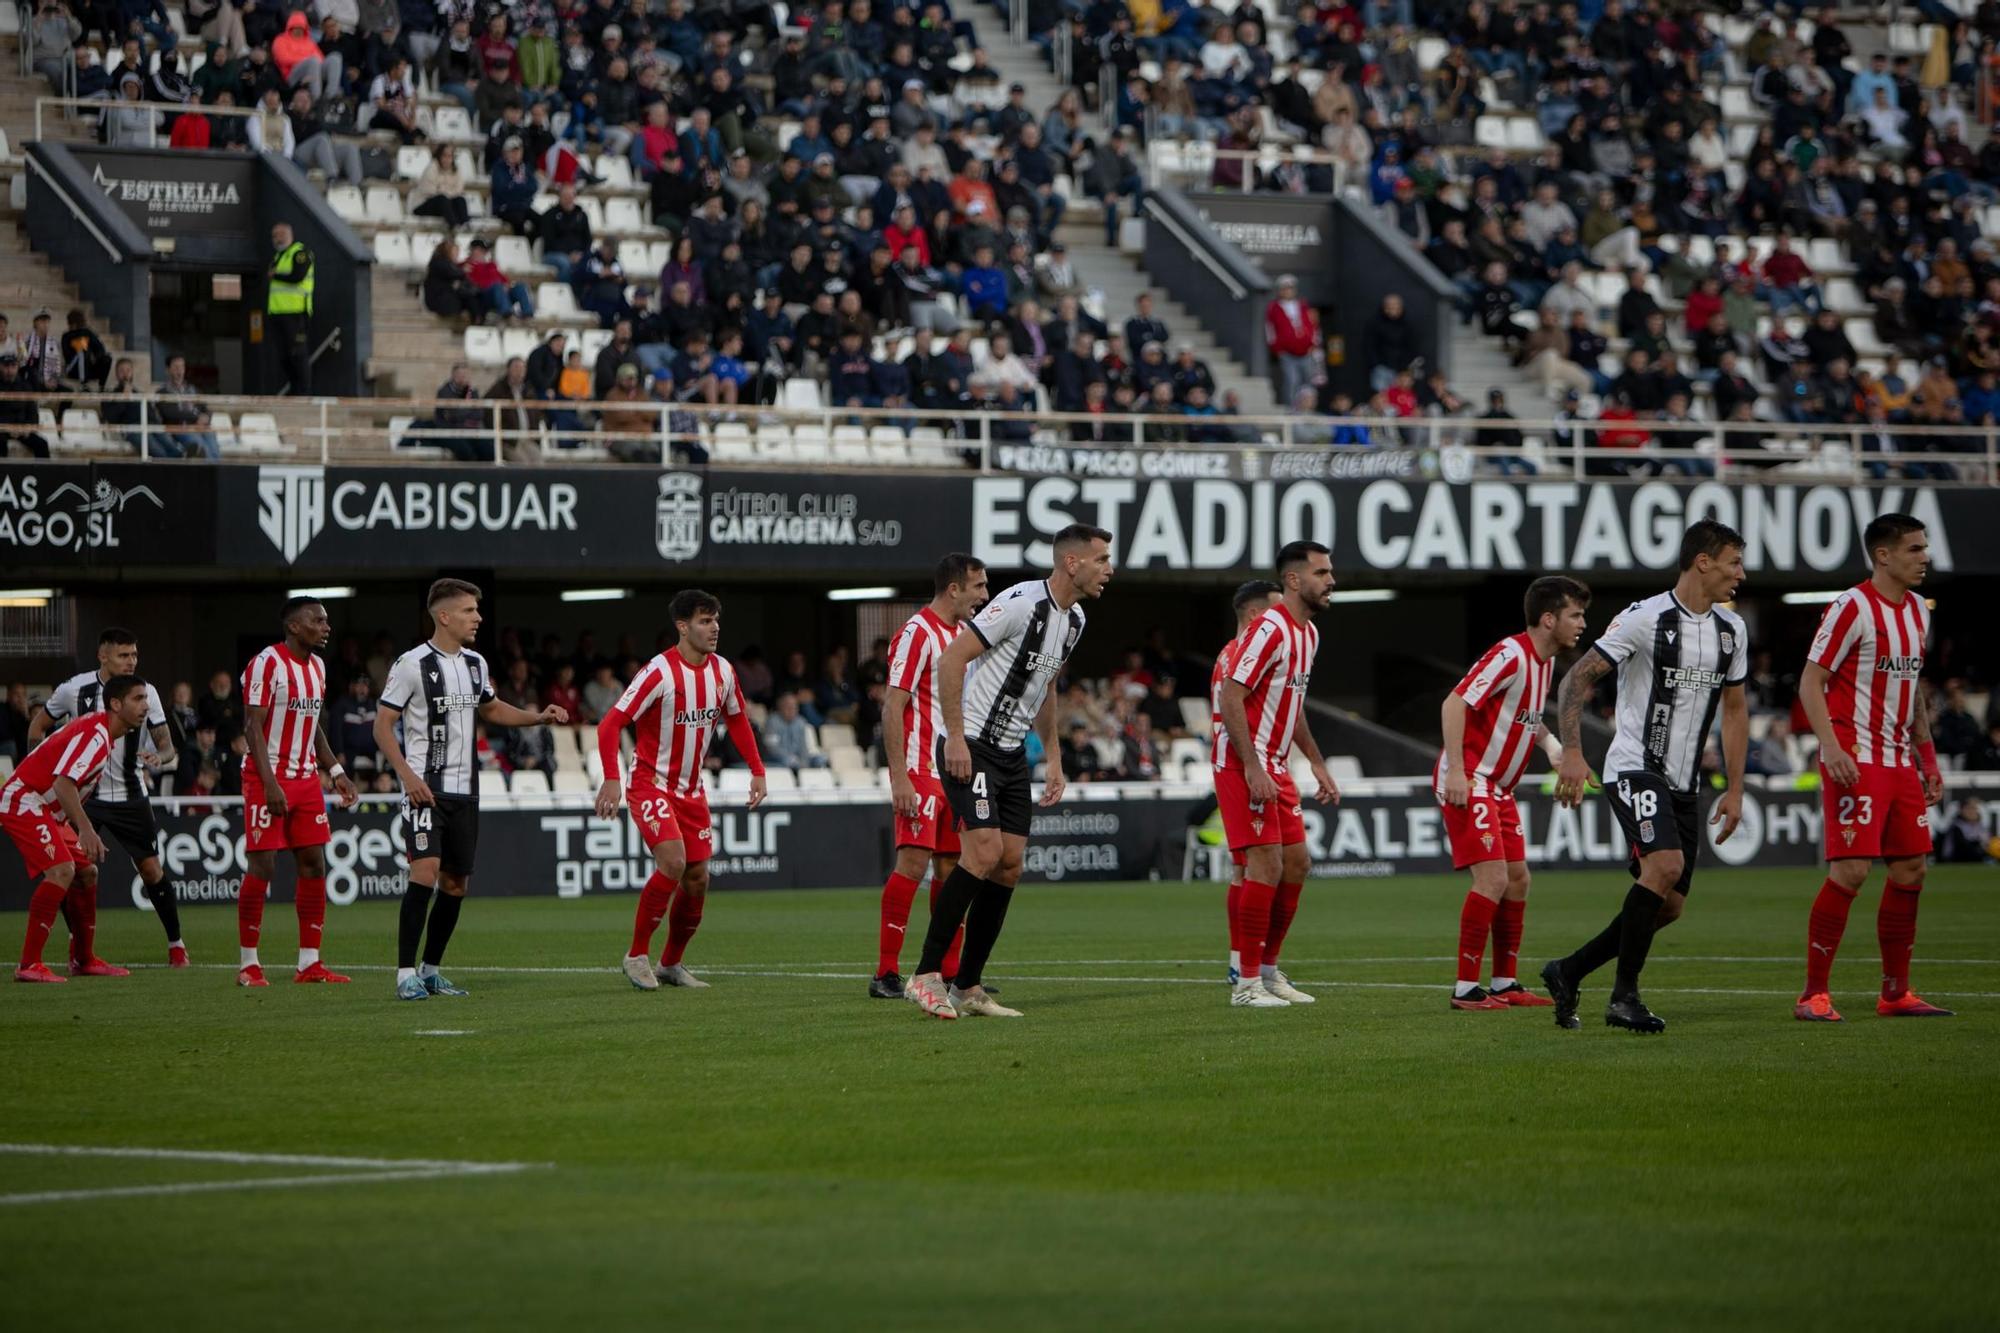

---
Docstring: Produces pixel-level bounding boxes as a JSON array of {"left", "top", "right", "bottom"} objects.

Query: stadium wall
[{"left": 10, "top": 780, "right": 1971, "bottom": 912}]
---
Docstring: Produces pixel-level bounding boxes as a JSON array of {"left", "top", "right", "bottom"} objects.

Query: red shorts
[
  {"left": 1823, "top": 761, "right": 1932, "bottom": 861},
  {"left": 1440, "top": 791, "right": 1527, "bottom": 869},
  {"left": 1215, "top": 767, "right": 1304, "bottom": 851},
  {"left": 241, "top": 769, "right": 330, "bottom": 852},
  {"left": 629, "top": 783, "right": 715, "bottom": 864},
  {"left": 1, "top": 808, "right": 82, "bottom": 878},
  {"left": 894, "top": 771, "right": 961, "bottom": 856}
]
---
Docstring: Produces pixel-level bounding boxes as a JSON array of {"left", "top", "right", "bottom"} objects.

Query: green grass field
[{"left": 0, "top": 866, "right": 1993, "bottom": 1331}]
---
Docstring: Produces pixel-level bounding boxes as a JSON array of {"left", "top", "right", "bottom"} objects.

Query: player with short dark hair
[
  {"left": 377, "top": 579, "right": 571, "bottom": 1001},
  {"left": 1793, "top": 513, "right": 1952, "bottom": 1021},
  {"left": 871, "top": 552, "right": 990, "bottom": 999},
  {"left": 598, "top": 589, "right": 767, "bottom": 991},
  {"left": 236, "top": 597, "right": 360, "bottom": 987},
  {"left": 904, "top": 523, "right": 1113, "bottom": 1020},
  {"left": 1215, "top": 578, "right": 1281, "bottom": 985},
  {"left": 4, "top": 676, "right": 152, "bottom": 982},
  {"left": 1543, "top": 521, "right": 1750, "bottom": 1033},
  {"left": 31, "top": 626, "right": 184, "bottom": 971},
  {"left": 1215, "top": 541, "right": 1339, "bottom": 1009},
  {"left": 1436, "top": 576, "right": 1590, "bottom": 1011}
]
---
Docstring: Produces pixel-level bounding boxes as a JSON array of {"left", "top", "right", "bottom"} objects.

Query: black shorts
[
  {"left": 939, "top": 737, "right": 1034, "bottom": 837},
  {"left": 85, "top": 799, "right": 160, "bottom": 863},
  {"left": 1606, "top": 771, "right": 1699, "bottom": 896},
  {"left": 404, "top": 796, "right": 480, "bottom": 877}
]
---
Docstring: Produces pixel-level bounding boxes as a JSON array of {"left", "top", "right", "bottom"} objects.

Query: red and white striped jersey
[
  {"left": 888, "top": 606, "right": 961, "bottom": 777},
  {"left": 1208, "top": 631, "right": 1253, "bottom": 743},
  {"left": 1806, "top": 582, "right": 1931, "bottom": 767},
  {"left": 619, "top": 649, "right": 746, "bottom": 798},
  {"left": 1433, "top": 633, "right": 1552, "bottom": 800},
  {"left": 0, "top": 714, "right": 112, "bottom": 819},
  {"left": 1214, "top": 605, "right": 1319, "bottom": 774},
  {"left": 242, "top": 644, "right": 327, "bottom": 782}
]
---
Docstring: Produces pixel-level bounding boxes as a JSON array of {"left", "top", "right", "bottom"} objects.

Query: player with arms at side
[
  {"left": 1216, "top": 579, "right": 1281, "bottom": 986},
  {"left": 1216, "top": 541, "right": 1339, "bottom": 1010},
  {"left": 237, "top": 597, "right": 360, "bottom": 988},
  {"left": 31, "top": 627, "right": 181, "bottom": 971},
  {"left": 905, "top": 523, "right": 1113, "bottom": 1021},
  {"left": 1437, "top": 576, "right": 1589, "bottom": 1011},
  {"left": 377, "top": 579, "right": 571, "bottom": 1002},
  {"left": 1795, "top": 513, "right": 1952, "bottom": 1021},
  {"left": 597, "top": 589, "right": 767, "bottom": 991},
  {"left": 1543, "top": 520, "right": 1749, "bottom": 1034},
  {"left": 4, "top": 676, "right": 150, "bottom": 982},
  {"left": 870, "top": 552, "right": 989, "bottom": 1000}
]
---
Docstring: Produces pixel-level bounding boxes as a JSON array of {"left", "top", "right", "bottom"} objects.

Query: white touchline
[
  {"left": 414, "top": 1029, "right": 475, "bottom": 1036},
  {"left": 0, "top": 1144, "right": 546, "bottom": 1208}
]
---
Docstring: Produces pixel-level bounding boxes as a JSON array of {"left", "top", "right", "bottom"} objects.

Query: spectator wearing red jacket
[
  {"left": 1264, "top": 275, "right": 1321, "bottom": 407},
  {"left": 463, "top": 239, "right": 535, "bottom": 323},
  {"left": 1760, "top": 234, "right": 1821, "bottom": 317}
]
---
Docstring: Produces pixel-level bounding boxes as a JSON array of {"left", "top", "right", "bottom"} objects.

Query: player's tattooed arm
[
  {"left": 1552, "top": 650, "right": 1610, "bottom": 807},
  {"left": 1914, "top": 680, "right": 1945, "bottom": 805}
]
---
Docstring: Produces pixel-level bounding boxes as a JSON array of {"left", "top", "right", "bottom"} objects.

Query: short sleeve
[
  {"left": 1725, "top": 617, "right": 1751, "bottom": 686},
  {"left": 143, "top": 684, "right": 167, "bottom": 729},
  {"left": 1229, "top": 614, "right": 1285, "bottom": 689},
  {"left": 615, "top": 662, "right": 668, "bottom": 716},
  {"left": 1591, "top": 603, "right": 1652, "bottom": 666},
  {"left": 721, "top": 665, "right": 744, "bottom": 717},
  {"left": 58, "top": 726, "right": 106, "bottom": 782},
  {"left": 970, "top": 588, "right": 1030, "bottom": 649},
  {"left": 1805, "top": 596, "right": 1861, "bottom": 674},
  {"left": 242, "top": 654, "right": 274, "bottom": 707},
  {"left": 888, "top": 621, "right": 927, "bottom": 693},
  {"left": 1456, "top": 643, "right": 1517, "bottom": 708},
  {"left": 380, "top": 653, "right": 419, "bottom": 711},
  {"left": 475, "top": 654, "right": 496, "bottom": 702},
  {"left": 42, "top": 677, "right": 76, "bottom": 723}
]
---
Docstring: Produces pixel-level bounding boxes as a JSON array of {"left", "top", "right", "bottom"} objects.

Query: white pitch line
[
  {"left": 414, "top": 1029, "right": 475, "bottom": 1036},
  {"left": 0, "top": 1143, "right": 525, "bottom": 1171},
  {"left": 0, "top": 1167, "right": 529, "bottom": 1208},
  {"left": 0, "top": 1143, "right": 545, "bottom": 1208}
]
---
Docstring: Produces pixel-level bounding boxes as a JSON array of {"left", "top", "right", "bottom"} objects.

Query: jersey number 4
[{"left": 970, "top": 771, "right": 989, "bottom": 798}]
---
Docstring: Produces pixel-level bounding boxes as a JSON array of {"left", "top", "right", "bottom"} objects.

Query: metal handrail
[
  {"left": 35, "top": 94, "right": 260, "bottom": 147},
  {"left": 5, "top": 390, "right": 1997, "bottom": 484},
  {"left": 22, "top": 152, "right": 122, "bottom": 262},
  {"left": 1141, "top": 196, "right": 1246, "bottom": 299}
]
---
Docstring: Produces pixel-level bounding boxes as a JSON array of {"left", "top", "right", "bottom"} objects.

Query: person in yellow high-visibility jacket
[{"left": 267, "top": 221, "right": 315, "bottom": 394}]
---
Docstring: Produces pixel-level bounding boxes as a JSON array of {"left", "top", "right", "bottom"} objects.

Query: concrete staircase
[
  {"left": 1445, "top": 321, "right": 1533, "bottom": 414},
  {"left": 964, "top": 5, "right": 1279, "bottom": 416},
  {"left": 367, "top": 266, "right": 466, "bottom": 403}
]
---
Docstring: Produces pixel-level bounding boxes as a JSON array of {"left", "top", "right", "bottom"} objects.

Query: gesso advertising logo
[{"left": 130, "top": 809, "right": 407, "bottom": 909}]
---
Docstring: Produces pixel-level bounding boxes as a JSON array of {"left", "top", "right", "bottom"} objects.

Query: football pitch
[{"left": 1, "top": 867, "right": 1993, "bottom": 1331}]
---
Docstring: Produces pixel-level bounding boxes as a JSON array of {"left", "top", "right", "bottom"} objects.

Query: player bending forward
[
  {"left": 905, "top": 523, "right": 1113, "bottom": 1021},
  {"left": 378, "top": 579, "right": 570, "bottom": 1002},
  {"left": 871, "top": 552, "right": 989, "bottom": 999},
  {"left": 1543, "top": 520, "right": 1749, "bottom": 1034},
  {"left": 1794, "top": 513, "right": 1952, "bottom": 1021},
  {"left": 31, "top": 627, "right": 180, "bottom": 972},
  {"left": 598, "top": 590, "right": 767, "bottom": 991},
  {"left": 4, "top": 676, "right": 150, "bottom": 982},
  {"left": 1216, "top": 541, "right": 1339, "bottom": 1010},
  {"left": 1437, "top": 576, "right": 1589, "bottom": 1011},
  {"left": 237, "top": 597, "right": 360, "bottom": 987},
  {"left": 1215, "top": 579, "right": 1281, "bottom": 986}
]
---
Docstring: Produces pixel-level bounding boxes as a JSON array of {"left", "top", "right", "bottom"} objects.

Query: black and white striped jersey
[
  {"left": 42, "top": 670, "right": 166, "bottom": 804},
  {"left": 381, "top": 644, "right": 495, "bottom": 799},
  {"left": 1593, "top": 591, "right": 1749, "bottom": 795},
  {"left": 961, "top": 579, "right": 1087, "bottom": 753}
]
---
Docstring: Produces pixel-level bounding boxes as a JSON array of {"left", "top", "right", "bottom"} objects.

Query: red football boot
[
  {"left": 14, "top": 962, "right": 67, "bottom": 984},
  {"left": 1877, "top": 992, "right": 1954, "bottom": 1018},
  {"left": 1794, "top": 992, "right": 1843, "bottom": 1022},
  {"left": 1450, "top": 986, "right": 1510, "bottom": 1011},
  {"left": 1489, "top": 983, "right": 1554, "bottom": 1008},
  {"left": 70, "top": 957, "right": 132, "bottom": 977},
  {"left": 294, "top": 961, "right": 352, "bottom": 984},
  {"left": 168, "top": 945, "right": 190, "bottom": 969},
  {"left": 237, "top": 964, "right": 270, "bottom": 988}
]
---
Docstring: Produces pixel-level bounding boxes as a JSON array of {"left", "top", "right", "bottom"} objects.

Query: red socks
[
  {"left": 20, "top": 880, "right": 65, "bottom": 968},
  {"left": 928, "top": 876, "right": 963, "bottom": 978},
  {"left": 629, "top": 871, "right": 675, "bottom": 957},
  {"left": 1457, "top": 892, "right": 1498, "bottom": 985},
  {"left": 1877, "top": 880, "right": 1922, "bottom": 1001},
  {"left": 1263, "top": 881, "right": 1304, "bottom": 967},
  {"left": 878, "top": 872, "right": 920, "bottom": 975},
  {"left": 1238, "top": 881, "right": 1276, "bottom": 976},
  {"left": 1492, "top": 897, "right": 1525, "bottom": 981},
  {"left": 661, "top": 886, "right": 704, "bottom": 967},
  {"left": 1804, "top": 877, "right": 1859, "bottom": 995},
  {"left": 238, "top": 874, "right": 269, "bottom": 950},
  {"left": 61, "top": 880, "right": 97, "bottom": 965},
  {"left": 295, "top": 877, "right": 326, "bottom": 951}
]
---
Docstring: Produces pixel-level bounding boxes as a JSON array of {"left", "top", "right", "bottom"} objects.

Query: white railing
[
  {"left": 35, "top": 95, "right": 260, "bottom": 148},
  {"left": 8, "top": 391, "right": 1998, "bottom": 484}
]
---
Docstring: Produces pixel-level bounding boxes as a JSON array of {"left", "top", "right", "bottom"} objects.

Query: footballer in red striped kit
[{"left": 1436, "top": 577, "right": 1590, "bottom": 1011}]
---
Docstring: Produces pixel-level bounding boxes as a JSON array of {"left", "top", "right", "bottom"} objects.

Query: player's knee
[
  {"left": 1828, "top": 859, "right": 1871, "bottom": 892},
  {"left": 76, "top": 864, "right": 97, "bottom": 889},
  {"left": 682, "top": 865, "right": 709, "bottom": 897},
  {"left": 246, "top": 852, "right": 275, "bottom": 878},
  {"left": 656, "top": 849, "right": 687, "bottom": 882},
  {"left": 1506, "top": 864, "right": 1531, "bottom": 898},
  {"left": 931, "top": 855, "right": 958, "bottom": 883},
  {"left": 44, "top": 861, "right": 75, "bottom": 888},
  {"left": 1639, "top": 852, "right": 1684, "bottom": 893},
  {"left": 138, "top": 860, "right": 164, "bottom": 886},
  {"left": 296, "top": 849, "right": 327, "bottom": 877},
  {"left": 1887, "top": 858, "right": 1926, "bottom": 889},
  {"left": 1280, "top": 844, "right": 1309, "bottom": 883},
  {"left": 440, "top": 873, "right": 470, "bottom": 898},
  {"left": 895, "top": 847, "right": 931, "bottom": 880},
  {"left": 1655, "top": 894, "right": 1685, "bottom": 927}
]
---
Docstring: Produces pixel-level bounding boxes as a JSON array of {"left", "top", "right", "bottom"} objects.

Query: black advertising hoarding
[
  {"left": 0, "top": 462, "right": 216, "bottom": 567},
  {"left": 71, "top": 146, "right": 258, "bottom": 236},
  {"left": 1187, "top": 193, "right": 1337, "bottom": 304},
  {"left": 3, "top": 783, "right": 1856, "bottom": 913},
  {"left": 214, "top": 464, "right": 972, "bottom": 575}
]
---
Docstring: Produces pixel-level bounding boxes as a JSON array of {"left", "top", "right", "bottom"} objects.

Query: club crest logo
[
  {"left": 975, "top": 799, "right": 990, "bottom": 820},
  {"left": 1248, "top": 816, "right": 1264, "bottom": 835},
  {"left": 1720, "top": 629, "right": 1735, "bottom": 654},
  {"left": 1480, "top": 833, "right": 1496, "bottom": 851},
  {"left": 654, "top": 472, "right": 703, "bottom": 562},
  {"left": 1638, "top": 819, "right": 1655, "bottom": 842},
  {"left": 414, "top": 830, "right": 429, "bottom": 852},
  {"left": 1841, "top": 826, "right": 1856, "bottom": 846}
]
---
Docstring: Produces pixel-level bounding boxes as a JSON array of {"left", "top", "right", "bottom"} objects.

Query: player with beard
[
  {"left": 1214, "top": 579, "right": 1281, "bottom": 986},
  {"left": 1215, "top": 541, "right": 1339, "bottom": 1010}
]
